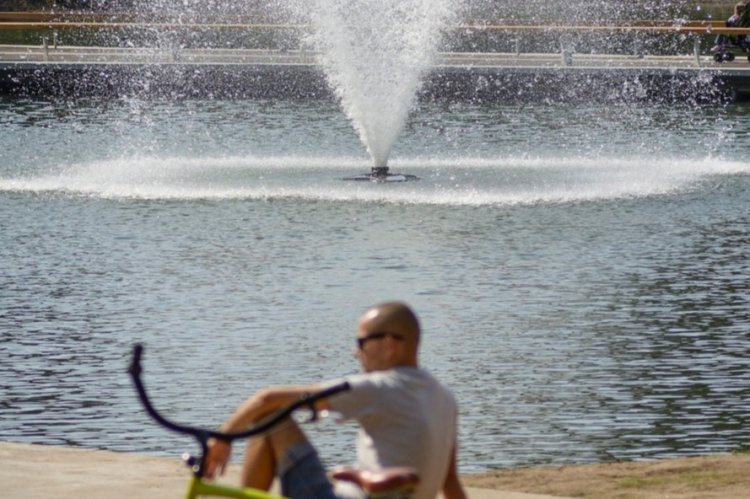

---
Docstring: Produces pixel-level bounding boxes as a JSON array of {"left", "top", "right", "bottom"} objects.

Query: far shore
[{"left": 4, "top": 440, "right": 750, "bottom": 499}]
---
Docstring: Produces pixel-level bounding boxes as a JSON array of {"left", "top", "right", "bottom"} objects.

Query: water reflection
[
  {"left": 603, "top": 213, "right": 750, "bottom": 458},
  {"left": 1, "top": 99, "right": 749, "bottom": 472}
]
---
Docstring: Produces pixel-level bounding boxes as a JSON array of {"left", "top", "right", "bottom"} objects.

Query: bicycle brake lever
[
  {"left": 305, "top": 403, "right": 318, "bottom": 423},
  {"left": 182, "top": 453, "right": 200, "bottom": 473}
]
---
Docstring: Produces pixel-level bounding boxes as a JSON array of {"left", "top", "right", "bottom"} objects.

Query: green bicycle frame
[{"left": 183, "top": 476, "right": 283, "bottom": 499}]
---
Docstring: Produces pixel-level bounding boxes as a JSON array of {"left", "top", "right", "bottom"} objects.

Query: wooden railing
[{"left": 2, "top": 12, "right": 750, "bottom": 35}]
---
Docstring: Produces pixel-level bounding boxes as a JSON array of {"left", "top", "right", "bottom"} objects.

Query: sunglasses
[{"left": 357, "top": 331, "right": 405, "bottom": 349}]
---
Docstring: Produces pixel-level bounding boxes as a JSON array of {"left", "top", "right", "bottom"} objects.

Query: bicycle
[{"left": 128, "top": 344, "right": 420, "bottom": 499}]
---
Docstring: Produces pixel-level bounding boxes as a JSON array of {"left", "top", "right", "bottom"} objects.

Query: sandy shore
[
  {"left": 1, "top": 441, "right": 555, "bottom": 499},
  {"left": 4, "top": 440, "right": 750, "bottom": 499}
]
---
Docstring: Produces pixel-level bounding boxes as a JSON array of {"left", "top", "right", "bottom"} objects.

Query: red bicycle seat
[{"left": 331, "top": 466, "right": 420, "bottom": 495}]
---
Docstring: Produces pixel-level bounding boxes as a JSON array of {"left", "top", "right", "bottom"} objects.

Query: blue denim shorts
[{"left": 278, "top": 441, "right": 339, "bottom": 499}]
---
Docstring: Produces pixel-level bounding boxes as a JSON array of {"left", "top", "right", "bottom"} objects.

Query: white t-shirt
[{"left": 324, "top": 367, "right": 458, "bottom": 499}]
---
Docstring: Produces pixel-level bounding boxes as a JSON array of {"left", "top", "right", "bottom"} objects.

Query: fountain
[{"left": 294, "top": 0, "right": 456, "bottom": 181}]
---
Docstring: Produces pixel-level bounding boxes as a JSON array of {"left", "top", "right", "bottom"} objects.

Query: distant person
[
  {"left": 204, "top": 301, "right": 467, "bottom": 499},
  {"left": 712, "top": 2, "right": 746, "bottom": 51}
]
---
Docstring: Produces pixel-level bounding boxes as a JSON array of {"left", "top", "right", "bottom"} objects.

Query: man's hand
[{"left": 205, "top": 439, "right": 231, "bottom": 480}]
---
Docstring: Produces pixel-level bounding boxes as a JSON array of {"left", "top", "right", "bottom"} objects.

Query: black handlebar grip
[{"left": 129, "top": 343, "right": 144, "bottom": 377}]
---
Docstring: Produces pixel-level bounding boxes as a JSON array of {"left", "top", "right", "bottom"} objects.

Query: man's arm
[
  {"left": 219, "top": 384, "right": 329, "bottom": 433},
  {"left": 441, "top": 444, "right": 467, "bottom": 499},
  {"left": 205, "top": 384, "right": 330, "bottom": 479}
]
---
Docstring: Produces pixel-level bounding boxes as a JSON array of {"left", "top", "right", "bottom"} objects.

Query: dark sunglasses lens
[{"left": 357, "top": 332, "right": 386, "bottom": 349}]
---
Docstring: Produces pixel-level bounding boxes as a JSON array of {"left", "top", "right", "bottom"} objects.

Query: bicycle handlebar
[{"left": 128, "top": 343, "right": 350, "bottom": 476}]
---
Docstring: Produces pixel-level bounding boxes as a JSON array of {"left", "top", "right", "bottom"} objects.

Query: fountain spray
[{"left": 300, "top": 0, "right": 456, "bottom": 181}]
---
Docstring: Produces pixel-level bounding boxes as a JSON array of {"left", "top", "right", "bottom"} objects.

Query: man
[
  {"left": 712, "top": 2, "right": 746, "bottom": 51},
  {"left": 205, "top": 301, "right": 466, "bottom": 499}
]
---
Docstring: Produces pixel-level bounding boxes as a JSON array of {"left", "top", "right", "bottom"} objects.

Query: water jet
[{"left": 298, "top": 0, "right": 454, "bottom": 181}]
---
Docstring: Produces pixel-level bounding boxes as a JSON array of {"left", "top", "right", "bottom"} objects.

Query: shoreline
[
  {"left": 462, "top": 452, "right": 750, "bottom": 499},
  {"left": 4, "top": 440, "right": 750, "bottom": 498},
  {"left": 0, "top": 441, "right": 556, "bottom": 499}
]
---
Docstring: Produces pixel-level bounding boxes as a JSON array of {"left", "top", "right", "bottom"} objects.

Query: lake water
[{"left": 1, "top": 95, "right": 749, "bottom": 473}]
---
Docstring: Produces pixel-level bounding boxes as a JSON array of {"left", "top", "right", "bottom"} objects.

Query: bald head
[
  {"left": 359, "top": 301, "right": 420, "bottom": 343},
  {"left": 357, "top": 302, "right": 420, "bottom": 369}
]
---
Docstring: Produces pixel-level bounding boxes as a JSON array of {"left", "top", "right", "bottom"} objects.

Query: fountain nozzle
[
  {"left": 342, "top": 165, "right": 418, "bottom": 183},
  {"left": 371, "top": 166, "right": 390, "bottom": 178}
]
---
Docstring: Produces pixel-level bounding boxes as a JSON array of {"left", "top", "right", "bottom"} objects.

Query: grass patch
[
  {"left": 618, "top": 476, "right": 670, "bottom": 489},
  {"left": 619, "top": 471, "right": 728, "bottom": 491}
]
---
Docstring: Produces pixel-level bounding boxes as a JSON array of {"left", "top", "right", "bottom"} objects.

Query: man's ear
[{"left": 385, "top": 336, "right": 402, "bottom": 362}]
